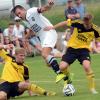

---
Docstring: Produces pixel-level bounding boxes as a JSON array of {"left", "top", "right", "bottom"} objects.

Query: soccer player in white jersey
[{"left": 11, "top": 0, "right": 68, "bottom": 83}]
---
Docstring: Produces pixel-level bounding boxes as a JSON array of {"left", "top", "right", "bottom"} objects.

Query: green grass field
[{"left": 0, "top": 54, "right": 100, "bottom": 100}]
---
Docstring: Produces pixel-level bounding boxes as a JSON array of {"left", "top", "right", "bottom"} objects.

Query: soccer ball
[{"left": 63, "top": 84, "right": 75, "bottom": 96}]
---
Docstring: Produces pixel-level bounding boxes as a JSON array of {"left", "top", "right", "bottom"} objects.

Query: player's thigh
[
  {"left": 0, "top": 82, "right": 11, "bottom": 99},
  {"left": 59, "top": 61, "right": 69, "bottom": 71},
  {"left": 41, "top": 47, "right": 52, "bottom": 58},
  {"left": 77, "top": 49, "right": 91, "bottom": 71},
  {"left": 18, "top": 81, "right": 30, "bottom": 91},
  {"left": 78, "top": 49, "right": 91, "bottom": 64},
  {"left": 10, "top": 82, "right": 25, "bottom": 97},
  {"left": 61, "top": 48, "right": 77, "bottom": 65},
  {"left": 40, "top": 30, "right": 57, "bottom": 49}
]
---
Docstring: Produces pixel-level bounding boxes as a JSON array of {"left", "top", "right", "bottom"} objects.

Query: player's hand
[
  {"left": 48, "top": 0, "right": 54, "bottom": 6},
  {"left": 4, "top": 44, "right": 14, "bottom": 50},
  {"left": 44, "top": 26, "right": 54, "bottom": 31}
]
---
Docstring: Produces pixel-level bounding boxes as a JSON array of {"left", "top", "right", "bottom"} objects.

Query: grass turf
[{"left": 0, "top": 54, "right": 100, "bottom": 100}]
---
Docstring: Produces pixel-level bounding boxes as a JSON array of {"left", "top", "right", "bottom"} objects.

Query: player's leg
[
  {"left": 60, "top": 48, "right": 77, "bottom": 84},
  {"left": 82, "top": 60, "right": 98, "bottom": 94},
  {"left": 18, "top": 81, "right": 55, "bottom": 96},
  {"left": 0, "top": 82, "right": 12, "bottom": 100},
  {"left": 41, "top": 47, "right": 66, "bottom": 83},
  {"left": 78, "top": 49, "right": 98, "bottom": 94},
  {"left": 59, "top": 61, "right": 71, "bottom": 84},
  {"left": 0, "top": 91, "right": 7, "bottom": 100},
  {"left": 40, "top": 30, "right": 66, "bottom": 83}
]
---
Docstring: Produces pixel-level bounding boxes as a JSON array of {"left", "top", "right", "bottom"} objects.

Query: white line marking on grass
[{"left": 31, "top": 79, "right": 100, "bottom": 83}]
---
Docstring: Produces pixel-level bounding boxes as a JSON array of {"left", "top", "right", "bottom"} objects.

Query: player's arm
[
  {"left": 0, "top": 44, "right": 14, "bottom": 61},
  {"left": 44, "top": 20, "right": 70, "bottom": 31},
  {"left": 37, "top": 0, "right": 54, "bottom": 13},
  {"left": 25, "top": 79, "right": 33, "bottom": 96},
  {"left": 23, "top": 66, "right": 33, "bottom": 96},
  {"left": 93, "top": 24, "right": 100, "bottom": 42}
]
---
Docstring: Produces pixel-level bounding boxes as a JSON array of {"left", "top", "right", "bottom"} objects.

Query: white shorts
[{"left": 37, "top": 30, "right": 57, "bottom": 48}]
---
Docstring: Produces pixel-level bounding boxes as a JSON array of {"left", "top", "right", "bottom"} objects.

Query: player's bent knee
[
  {"left": 59, "top": 61, "right": 69, "bottom": 71},
  {"left": 41, "top": 52, "right": 48, "bottom": 59},
  {"left": 0, "top": 91, "right": 7, "bottom": 100},
  {"left": 19, "top": 81, "right": 30, "bottom": 90}
]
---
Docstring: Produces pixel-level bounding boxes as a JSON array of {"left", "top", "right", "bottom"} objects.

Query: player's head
[
  {"left": 83, "top": 13, "right": 93, "bottom": 29},
  {"left": 11, "top": 5, "right": 26, "bottom": 20},
  {"left": 15, "top": 47, "right": 26, "bottom": 64}
]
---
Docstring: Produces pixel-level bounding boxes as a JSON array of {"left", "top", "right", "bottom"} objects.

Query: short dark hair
[{"left": 11, "top": 5, "right": 24, "bottom": 13}]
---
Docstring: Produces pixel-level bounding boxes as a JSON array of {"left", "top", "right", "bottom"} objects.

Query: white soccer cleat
[{"left": 90, "top": 89, "right": 98, "bottom": 94}]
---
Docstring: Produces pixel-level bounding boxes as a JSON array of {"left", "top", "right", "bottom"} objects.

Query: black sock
[
  {"left": 63, "top": 76, "right": 72, "bottom": 84},
  {"left": 47, "top": 55, "right": 61, "bottom": 74}
]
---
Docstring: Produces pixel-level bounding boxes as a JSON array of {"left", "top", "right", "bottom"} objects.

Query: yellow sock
[
  {"left": 62, "top": 68, "right": 72, "bottom": 84},
  {"left": 63, "top": 68, "right": 70, "bottom": 76},
  {"left": 28, "top": 83, "right": 46, "bottom": 95},
  {"left": 87, "top": 72, "right": 95, "bottom": 90}
]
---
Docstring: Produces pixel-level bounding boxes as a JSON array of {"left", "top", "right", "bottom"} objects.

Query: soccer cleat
[
  {"left": 56, "top": 73, "right": 66, "bottom": 83},
  {"left": 44, "top": 91, "right": 56, "bottom": 96},
  {"left": 90, "top": 89, "right": 98, "bottom": 94},
  {"left": 47, "top": 91, "right": 56, "bottom": 96}
]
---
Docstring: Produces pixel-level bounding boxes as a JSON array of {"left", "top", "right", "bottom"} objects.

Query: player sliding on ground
[
  {"left": 44, "top": 13, "right": 100, "bottom": 94},
  {"left": 0, "top": 44, "right": 55, "bottom": 100},
  {"left": 11, "top": 0, "right": 71, "bottom": 84}
]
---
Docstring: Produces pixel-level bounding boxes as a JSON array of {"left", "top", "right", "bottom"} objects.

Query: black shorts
[
  {"left": 0, "top": 81, "right": 24, "bottom": 99},
  {"left": 62, "top": 47, "right": 91, "bottom": 65}
]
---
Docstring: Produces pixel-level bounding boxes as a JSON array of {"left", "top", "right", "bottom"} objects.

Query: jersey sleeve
[
  {"left": 0, "top": 49, "right": 11, "bottom": 62},
  {"left": 71, "top": 20, "right": 82, "bottom": 27},
  {"left": 27, "top": 7, "right": 39, "bottom": 15},
  {"left": 92, "top": 24, "right": 100, "bottom": 41},
  {"left": 23, "top": 65, "right": 29, "bottom": 80}
]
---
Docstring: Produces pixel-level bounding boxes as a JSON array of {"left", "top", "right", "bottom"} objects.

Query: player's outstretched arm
[
  {"left": 38, "top": 0, "right": 54, "bottom": 13},
  {"left": 44, "top": 21, "right": 67, "bottom": 31}
]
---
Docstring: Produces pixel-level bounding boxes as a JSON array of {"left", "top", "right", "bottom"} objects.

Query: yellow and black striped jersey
[
  {"left": 67, "top": 20, "right": 100, "bottom": 50},
  {"left": 0, "top": 49, "right": 29, "bottom": 83}
]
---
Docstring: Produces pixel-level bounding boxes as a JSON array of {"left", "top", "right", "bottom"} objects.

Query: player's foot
[
  {"left": 44, "top": 91, "right": 56, "bottom": 96},
  {"left": 56, "top": 73, "right": 66, "bottom": 83},
  {"left": 90, "top": 89, "right": 98, "bottom": 94}
]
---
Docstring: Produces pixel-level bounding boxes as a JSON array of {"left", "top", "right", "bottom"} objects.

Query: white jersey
[
  {"left": 23, "top": 7, "right": 57, "bottom": 48},
  {"left": 24, "top": 7, "right": 53, "bottom": 34}
]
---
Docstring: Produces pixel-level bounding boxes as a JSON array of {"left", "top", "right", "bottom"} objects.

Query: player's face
[
  {"left": 15, "top": 8, "right": 26, "bottom": 20},
  {"left": 15, "top": 53, "right": 25, "bottom": 64},
  {"left": 83, "top": 18, "right": 92, "bottom": 29}
]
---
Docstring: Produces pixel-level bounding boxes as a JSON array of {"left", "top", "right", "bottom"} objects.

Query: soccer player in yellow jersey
[
  {"left": 44, "top": 13, "right": 100, "bottom": 94},
  {"left": 0, "top": 44, "right": 55, "bottom": 100}
]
